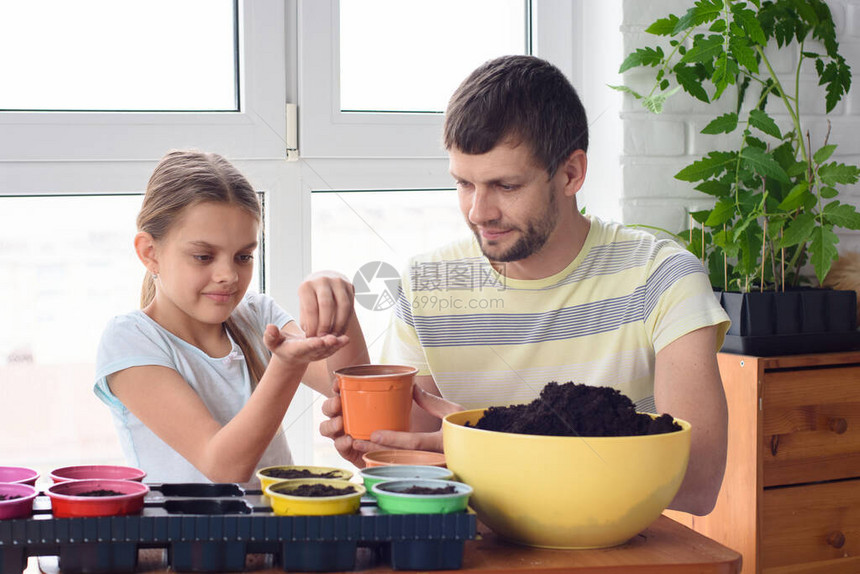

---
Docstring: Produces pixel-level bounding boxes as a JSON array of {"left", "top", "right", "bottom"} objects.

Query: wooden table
[{"left": 36, "top": 515, "right": 741, "bottom": 573}]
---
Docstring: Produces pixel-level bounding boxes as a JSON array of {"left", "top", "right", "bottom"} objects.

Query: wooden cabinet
[{"left": 667, "top": 351, "right": 860, "bottom": 573}]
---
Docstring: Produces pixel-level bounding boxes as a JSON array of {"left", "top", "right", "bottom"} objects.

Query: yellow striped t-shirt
[{"left": 379, "top": 216, "right": 730, "bottom": 410}]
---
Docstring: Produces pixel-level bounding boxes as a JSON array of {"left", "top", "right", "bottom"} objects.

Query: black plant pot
[{"left": 717, "top": 288, "right": 860, "bottom": 356}]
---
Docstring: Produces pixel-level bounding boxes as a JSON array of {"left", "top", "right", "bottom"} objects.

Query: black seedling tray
[{"left": 0, "top": 483, "right": 476, "bottom": 573}]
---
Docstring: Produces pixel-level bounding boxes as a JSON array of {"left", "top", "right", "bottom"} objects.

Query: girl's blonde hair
[{"left": 138, "top": 150, "right": 267, "bottom": 386}]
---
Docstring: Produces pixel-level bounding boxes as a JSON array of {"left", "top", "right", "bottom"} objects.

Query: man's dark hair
[{"left": 443, "top": 55, "right": 589, "bottom": 177}]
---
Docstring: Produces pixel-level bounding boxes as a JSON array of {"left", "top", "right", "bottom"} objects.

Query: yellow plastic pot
[
  {"left": 256, "top": 465, "right": 353, "bottom": 494},
  {"left": 264, "top": 478, "right": 365, "bottom": 516},
  {"left": 442, "top": 409, "right": 691, "bottom": 549}
]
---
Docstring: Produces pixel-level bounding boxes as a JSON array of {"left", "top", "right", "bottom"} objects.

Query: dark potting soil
[
  {"left": 469, "top": 382, "right": 681, "bottom": 437},
  {"left": 78, "top": 489, "right": 125, "bottom": 497},
  {"left": 0, "top": 494, "right": 22, "bottom": 501},
  {"left": 264, "top": 468, "right": 343, "bottom": 479},
  {"left": 384, "top": 485, "right": 457, "bottom": 495},
  {"left": 285, "top": 484, "right": 356, "bottom": 497}
]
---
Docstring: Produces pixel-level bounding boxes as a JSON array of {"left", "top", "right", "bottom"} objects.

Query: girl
[{"left": 94, "top": 150, "right": 368, "bottom": 483}]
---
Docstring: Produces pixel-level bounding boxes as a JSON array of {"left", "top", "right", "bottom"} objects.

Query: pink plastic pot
[
  {"left": 0, "top": 483, "right": 38, "bottom": 519},
  {"left": 50, "top": 464, "right": 146, "bottom": 483},
  {"left": 46, "top": 479, "right": 150, "bottom": 518},
  {"left": 0, "top": 466, "right": 39, "bottom": 486}
]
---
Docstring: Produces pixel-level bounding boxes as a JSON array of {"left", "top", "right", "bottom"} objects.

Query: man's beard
[{"left": 472, "top": 193, "right": 558, "bottom": 263}]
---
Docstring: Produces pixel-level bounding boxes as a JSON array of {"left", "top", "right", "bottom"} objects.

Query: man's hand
[{"left": 320, "top": 382, "right": 464, "bottom": 467}]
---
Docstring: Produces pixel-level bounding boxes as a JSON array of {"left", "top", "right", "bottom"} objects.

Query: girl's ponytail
[{"left": 140, "top": 272, "right": 156, "bottom": 309}]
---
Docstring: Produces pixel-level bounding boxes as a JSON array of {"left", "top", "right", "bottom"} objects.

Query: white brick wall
[{"left": 619, "top": 0, "right": 860, "bottom": 256}]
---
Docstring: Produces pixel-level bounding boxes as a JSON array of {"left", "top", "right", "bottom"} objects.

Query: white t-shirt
[{"left": 94, "top": 292, "right": 293, "bottom": 483}]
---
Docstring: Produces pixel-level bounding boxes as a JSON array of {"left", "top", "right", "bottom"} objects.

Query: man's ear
[
  {"left": 134, "top": 232, "right": 159, "bottom": 274},
  {"left": 559, "top": 149, "right": 588, "bottom": 198}
]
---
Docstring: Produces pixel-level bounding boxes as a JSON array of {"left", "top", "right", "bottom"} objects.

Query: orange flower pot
[{"left": 336, "top": 364, "right": 417, "bottom": 440}]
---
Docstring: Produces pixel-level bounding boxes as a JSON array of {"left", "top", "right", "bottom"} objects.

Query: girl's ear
[{"left": 134, "top": 232, "right": 158, "bottom": 274}]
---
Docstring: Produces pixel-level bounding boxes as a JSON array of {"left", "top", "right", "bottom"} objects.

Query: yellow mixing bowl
[
  {"left": 264, "top": 478, "right": 365, "bottom": 516},
  {"left": 442, "top": 409, "right": 691, "bottom": 549}
]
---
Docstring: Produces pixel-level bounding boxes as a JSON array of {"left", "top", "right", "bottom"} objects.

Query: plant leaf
[
  {"left": 681, "top": 34, "right": 724, "bottom": 65},
  {"left": 642, "top": 86, "right": 683, "bottom": 113},
  {"left": 820, "top": 186, "right": 838, "bottom": 199},
  {"left": 812, "top": 144, "right": 837, "bottom": 164},
  {"left": 731, "top": 4, "right": 767, "bottom": 45},
  {"left": 818, "top": 162, "right": 860, "bottom": 185},
  {"left": 695, "top": 180, "right": 732, "bottom": 197},
  {"left": 818, "top": 57, "right": 852, "bottom": 113},
  {"left": 740, "top": 146, "right": 790, "bottom": 182},
  {"left": 779, "top": 212, "right": 817, "bottom": 248},
  {"left": 676, "top": 151, "right": 737, "bottom": 182},
  {"left": 786, "top": 160, "right": 808, "bottom": 178},
  {"left": 674, "top": 0, "right": 724, "bottom": 33},
  {"left": 702, "top": 112, "right": 739, "bottom": 134},
  {"left": 748, "top": 109, "right": 781, "bottom": 138},
  {"left": 646, "top": 15, "right": 680, "bottom": 36},
  {"left": 608, "top": 84, "right": 643, "bottom": 99},
  {"left": 809, "top": 224, "right": 840, "bottom": 284},
  {"left": 776, "top": 181, "right": 810, "bottom": 211},
  {"left": 704, "top": 198, "right": 736, "bottom": 226},
  {"left": 729, "top": 35, "right": 759, "bottom": 73},
  {"left": 823, "top": 202, "right": 860, "bottom": 229},
  {"left": 674, "top": 64, "right": 710, "bottom": 102},
  {"left": 619, "top": 46, "right": 665, "bottom": 73}
]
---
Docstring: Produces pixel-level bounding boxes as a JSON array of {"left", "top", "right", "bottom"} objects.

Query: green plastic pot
[
  {"left": 359, "top": 465, "right": 454, "bottom": 497},
  {"left": 371, "top": 479, "right": 472, "bottom": 514}
]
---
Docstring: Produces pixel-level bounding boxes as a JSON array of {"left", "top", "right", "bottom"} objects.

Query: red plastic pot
[
  {"left": 0, "top": 483, "right": 38, "bottom": 519},
  {"left": 50, "top": 464, "right": 146, "bottom": 483},
  {"left": 46, "top": 479, "right": 149, "bottom": 518}
]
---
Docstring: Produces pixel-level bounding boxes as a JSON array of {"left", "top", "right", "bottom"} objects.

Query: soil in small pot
[
  {"left": 77, "top": 489, "right": 126, "bottom": 497},
  {"left": 0, "top": 494, "right": 22, "bottom": 501},
  {"left": 469, "top": 382, "right": 680, "bottom": 437},
  {"left": 383, "top": 485, "right": 457, "bottom": 495},
  {"left": 286, "top": 484, "right": 357, "bottom": 497},
  {"left": 263, "top": 468, "right": 343, "bottom": 479}
]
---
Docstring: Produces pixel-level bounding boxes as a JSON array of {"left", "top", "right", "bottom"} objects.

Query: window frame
[{"left": 0, "top": 0, "right": 287, "bottom": 164}]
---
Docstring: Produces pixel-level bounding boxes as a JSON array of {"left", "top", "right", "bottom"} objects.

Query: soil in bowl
[
  {"left": 469, "top": 381, "right": 680, "bottom": 437},
  {"left": 289, "top": 484, "right": 357, "bottom": 497},
  {"left": 78, "top": 489, "right": 125, "bottom": 497},
  {"left": 0, "top": 494, "right": 22, "bottom": 501},
  {"left": 383, "top": 485, "right": 458, "bottom": 495},
  {"left": 263, "top": 468, "right": 344, "bottom": 480}
]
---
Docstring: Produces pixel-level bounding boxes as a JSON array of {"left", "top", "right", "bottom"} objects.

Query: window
[
  {"left": 339, "top": 0, "right": 527, "bottom": 114},
  {"left": 1, "top": 0, "right": 237, "bottom": 112},
  {"left": 0, "top": 194, "right": 265, "bottom": 478},
  {"left": 310, "top": 188, "right": 466, "bottom": 468},
  {"left": 300, "top": 0, "right": 579, "bottom": 158},
  {"left": 0, "top": 0, "right": 286, "bottom": 162}
]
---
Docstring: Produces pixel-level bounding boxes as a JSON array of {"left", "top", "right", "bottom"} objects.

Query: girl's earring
[{"left": 152, "top": 273, "right": 159, "bottom": 280}]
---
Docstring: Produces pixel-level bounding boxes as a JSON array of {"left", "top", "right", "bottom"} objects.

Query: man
[{"left": 320, "top": 55, "right": 729, "bottom": 516}]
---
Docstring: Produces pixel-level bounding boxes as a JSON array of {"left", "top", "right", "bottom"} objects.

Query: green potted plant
[{"left": 615, "top": 0, "right": 860, "bottom": 355}]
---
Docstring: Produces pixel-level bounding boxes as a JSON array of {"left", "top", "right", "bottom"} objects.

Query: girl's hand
[
  {"left": 264, "top": 324, "right": 348, "bottom": 364},
  {"left": 298, "top": 271, "right": 356, "bottom": 337}
]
